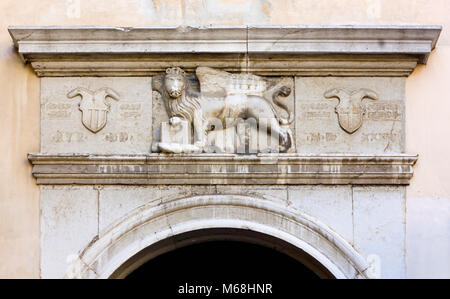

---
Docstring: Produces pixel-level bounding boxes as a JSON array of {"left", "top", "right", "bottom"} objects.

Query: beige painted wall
[{"left": 1, "top": 0, "right": 449, "bottom": 278}]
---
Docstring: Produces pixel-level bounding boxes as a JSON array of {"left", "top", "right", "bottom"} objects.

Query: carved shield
[
  {"left": 335, "top": 105, "right": 364, "bottom": 134},
  {"left": 67, "top": 87, "right": 120, "bottom": 134},
  {"left": 80, "top": 104, "right": 108, "bottom": 133},
  {"left": 324, "top": 88, "right": 378, "bottom": 134}
]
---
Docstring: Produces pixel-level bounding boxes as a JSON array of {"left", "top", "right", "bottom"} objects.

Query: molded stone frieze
[
  {"left": 27, "top": 153, "right": 418, "bottom": 185},
  {"left": 67, "top": 87, "right": 120, "bottom": 133}
]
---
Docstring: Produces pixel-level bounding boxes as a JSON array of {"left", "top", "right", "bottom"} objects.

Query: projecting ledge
[
  {"left": 28, "top": 153, "right": 418, "bottom": 185},
  {"left": 8, "top": 25, "right": 442, "bottom": 76}
]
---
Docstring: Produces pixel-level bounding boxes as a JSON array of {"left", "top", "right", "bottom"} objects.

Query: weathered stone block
[
  {"left": 353, "top": 186, "right": 406, "bottom": 278},
  {"left": 40, "top": 186, "right": 98, "bottom": 278},
  {"left": 288, "top": 186, "right": 353, "bottom": 242}
]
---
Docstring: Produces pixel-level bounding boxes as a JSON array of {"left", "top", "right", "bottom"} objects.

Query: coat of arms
[
  {"left": 324, "top": 88, "right": 378, "bottom": 134},
  {"left": 67, "top": 87, "right": 120, "bottom": 133}
]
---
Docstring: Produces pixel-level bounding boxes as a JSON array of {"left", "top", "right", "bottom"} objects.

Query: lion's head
[
  {"left": 164, "top": 67, "right": 186, "bottom": 99},
  {"left": 162, "top": 67, "right": 201, "bottom": 123}
]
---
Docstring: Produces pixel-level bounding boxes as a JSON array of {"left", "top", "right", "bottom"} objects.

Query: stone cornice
[
  {"left": 28, "top": 153, "right": 418, "bottom": 185},
  {"left": 9, "top": 25, "right": 441, "bottom": 77}
]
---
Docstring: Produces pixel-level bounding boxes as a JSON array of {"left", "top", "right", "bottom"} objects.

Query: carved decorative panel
[
  {"left": 41, "top": 77, "right": 152, "bottom": 154},
  {"left": 151, "top": 67, "right": 295, "bottom": 154},
  {"left": 295, "top": 77, "right": 405, "bottom": 154}
]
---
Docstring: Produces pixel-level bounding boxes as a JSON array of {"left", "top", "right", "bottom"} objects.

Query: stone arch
[{"left": 65, "top": 195, "right": 371, "bottom": 279}]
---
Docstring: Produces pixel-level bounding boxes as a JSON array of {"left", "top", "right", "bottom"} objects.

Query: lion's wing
[
  {"left": 196, "top": 66, "right": 268, "bottom": 96},
  {"left": 196, "top": 67, "right": 229, "bottom": 95}
]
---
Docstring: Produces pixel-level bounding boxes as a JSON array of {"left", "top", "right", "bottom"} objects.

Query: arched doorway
[
  {"left": 66, "top": 195, "right": 370, "bottom": 279},
  {"left": 115, "top": 228, "right": 333, "bottom": 279}
]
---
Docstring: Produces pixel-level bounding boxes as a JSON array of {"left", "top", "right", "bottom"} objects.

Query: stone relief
[
  {"left": 151, "top": 67, "right": 294, "bottom": 154},
  {"left": 67, "top": 87, "right": 120, "bottom": 133},
  {"left": 324, "top": 88, "right": 378, "bottom": 134}
]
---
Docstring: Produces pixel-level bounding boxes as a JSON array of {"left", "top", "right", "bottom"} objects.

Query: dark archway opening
[
  {"left": 126, "top": 240, "right": 320, "bottom": 280},
  {"left": 113, "top": 228, "right": 334, "bottom": 280}
]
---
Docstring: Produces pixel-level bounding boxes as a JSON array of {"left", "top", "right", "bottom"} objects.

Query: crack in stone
[{"left": 384, "top": 120, "right": 397, "bottom": 152}]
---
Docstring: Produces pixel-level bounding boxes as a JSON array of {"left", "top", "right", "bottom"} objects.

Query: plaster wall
[{"left": 1, "top": 0, "right": 449, "bottom": 278}]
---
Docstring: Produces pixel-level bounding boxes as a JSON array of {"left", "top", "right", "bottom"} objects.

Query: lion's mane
[
  {"left": 163, "top": 72, "right": 202, "bottom": 123},
  {"left": 166, "top": 94, "right": 202, "bottom": 123}
]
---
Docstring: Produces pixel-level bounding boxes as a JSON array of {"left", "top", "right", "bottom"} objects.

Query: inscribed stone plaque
[
  {"left": 41, "top": 77, "right": 152, "bottom": 154},
  {"left": 295, "top": 77, "right": 405, "bottom": 154}
]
